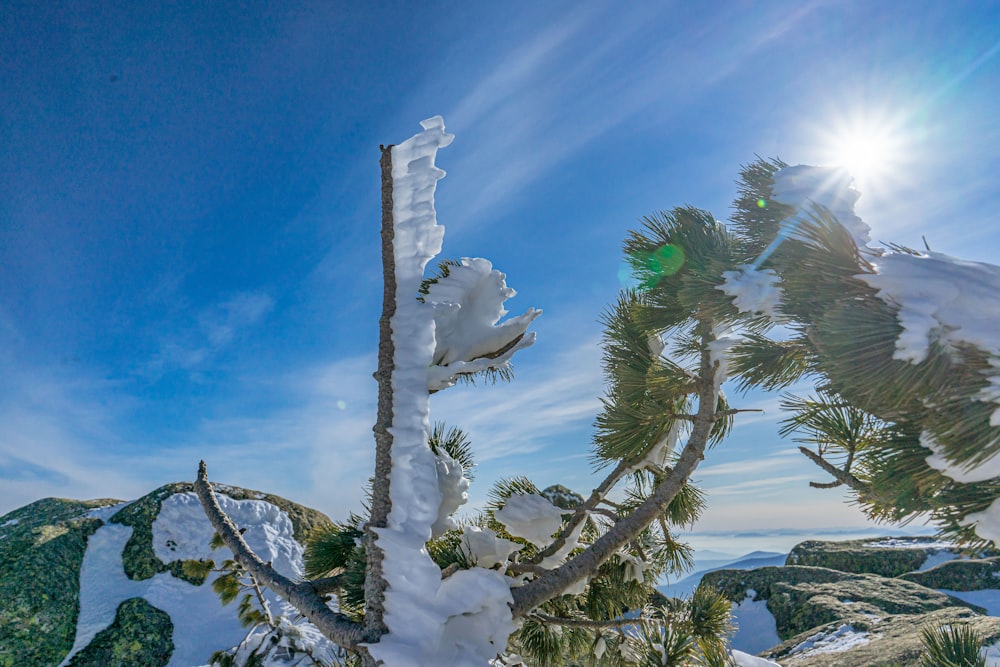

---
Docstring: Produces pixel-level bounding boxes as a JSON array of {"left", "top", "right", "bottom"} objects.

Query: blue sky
[{"left": 2, "top": 1, "right": 999, "bottom": 543}]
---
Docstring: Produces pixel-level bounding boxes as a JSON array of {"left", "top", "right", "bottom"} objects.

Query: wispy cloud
[
  {"left": 144, "top": 290, "right": 274, "bottom": 376},
  {"left": 696, "top": 448, "right": 801, "bottom": 478},
  {"left": 433, "top": 3, "right": 825, "bottom": 226}
]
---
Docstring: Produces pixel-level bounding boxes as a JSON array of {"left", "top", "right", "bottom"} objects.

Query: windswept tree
[{"left": 194, "top": 118, "right": 1000, "bottom": 666}]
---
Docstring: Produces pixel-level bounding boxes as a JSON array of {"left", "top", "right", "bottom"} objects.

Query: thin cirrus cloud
[
  {"left": 144, "top": 290, "right": 275, "bottom": 376},
  {"left": 434, "top": 3, "right": 823, "bottom": 227}
]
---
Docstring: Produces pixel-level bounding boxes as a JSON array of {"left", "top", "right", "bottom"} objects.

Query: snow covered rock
[{"left": 0, "top": 482, "right": 335, "bottom": 667}]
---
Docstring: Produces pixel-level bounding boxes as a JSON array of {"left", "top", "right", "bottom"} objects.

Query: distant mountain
[
  {"left": 658, "top": 550, "right": 788, "bottom": 599},
  {"left": 0, "top": 482, "right": 337, "bottom": 667}
]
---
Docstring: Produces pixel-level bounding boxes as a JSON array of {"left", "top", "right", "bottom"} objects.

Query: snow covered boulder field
[
  {"left": 698, "top": 536, "right": 1000, "bottom": 666},
  {"left": 0, "top": 482, "right": 335, "bottom": 667}
]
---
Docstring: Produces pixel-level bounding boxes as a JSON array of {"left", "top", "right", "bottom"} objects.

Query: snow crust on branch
[
  {"left": 495, "top": 493, "right": 565, "bottom": 548},
  {"left": 771, "top": 165, "right": 871, "bottom": 248},
  {"left": 923, "top": 431, "right": 1000, "bottom": 484},
  {"left": 426, "top": 257, "right": 541, "bottom": 391},
  {"left": 858, "top": 250, "right": 1000, "bottom": 428},
  {"left": 432, "top": 450, "right": 470, "bottom": 538},
  {"left": 717, "top": 265, "right": 785, "bottom": 320},
  {"left": 370, "top": 117, "right": 514, "bottom": 666},
  {"left": 460, "top": 525, "right": 523, "bottom": 569}
]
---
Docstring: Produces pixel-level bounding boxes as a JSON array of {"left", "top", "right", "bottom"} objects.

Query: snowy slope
[{"left": 0, "top": 483, "right": 337, "bottom": 667}]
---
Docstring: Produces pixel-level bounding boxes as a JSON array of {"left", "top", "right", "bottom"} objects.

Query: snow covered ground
[
  {"left": 59, "top": 492, "right": 335, "bottom": 667},
  {"left": 729, "top": 590, "right": 782, "bottom": 656}
]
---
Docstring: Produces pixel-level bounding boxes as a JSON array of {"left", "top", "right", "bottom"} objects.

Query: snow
[
  {"left": 861, "top": 537, "right": 956, "bottom": 549},
  {"left": 925, "top": 430, "right": 1000, "bottom": 483},
  {"left": 1, "top": 518, "right": 19, "bottom": 527},
  {"left": 917, "top": 550, "right": 961, "bottom": 571},
  {"left": 788, "top": 623, "right": 871, "bottom": 656},
  {"left": 60, "top": 492, "right": 333, "bottom": 667},
  {"left": 938, "top": 588, "right": 1000, "bottom": 616},
  {"left": 460, "top": 526, "right": 522, "bottom": 569},
  {"left": 425, "top": 257, "right": 540, "bottom": 391},
  {"left": 368, "top": 117, "right": 516, "bottom": 667},
  {"left": 154, "top": 492, "right": 304, "bottom": 577},
  {"left": 432, "top": 449, "right": 470, "bottom": 538},
  {"left": 717, "top": 265, "right": 785, "bottom": 320},
  {"left": 86, "top": 502, "right": 130, "bottom": 521},
  {"left": 731, "top": 650, "right": 782, "bottom": 667},
  {"left": 494, "top": 493, "right": 565, "bottom": 548},
  {"left": 539, "top": 514, "right": 587, "bottom": 570},
  {"left": 771, "top": 165, "right": 870, "bottom": 249},
  {"left": 961, "top": 497, "right": 1000, "bottom": 544},
  {"left": 730, "top": 590, "right": 782, "bottom": 656},
  {"left": 983, "top": 639, "right": 1000, "bottom": 667}
]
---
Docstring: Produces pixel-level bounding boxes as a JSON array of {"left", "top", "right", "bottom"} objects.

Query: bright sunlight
[{"left": 819, "top": 110, "right": 909, "bottom": 189}]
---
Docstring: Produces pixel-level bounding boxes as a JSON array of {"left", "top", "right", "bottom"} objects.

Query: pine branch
[
  {"left": 529, "top": 612, "right": 641, "bottom": 629},
  {"left": 194, "top": 462, "right": 371, "bottom": 658},
  {"left": 797, "top": 446, "right": 870, "bottom": 494},
  {"left": 365, "top": 144, "right": 396, "bottom": 637},
  {"left": 512, "top": 320, "right": 720, "bottom": 617}
]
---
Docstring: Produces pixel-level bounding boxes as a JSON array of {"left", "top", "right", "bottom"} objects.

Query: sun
[{"left": 818, "top": 111, "right": 908, "bottom": 190}]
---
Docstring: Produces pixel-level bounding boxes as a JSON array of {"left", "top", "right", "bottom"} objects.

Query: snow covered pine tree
[{"left": 195, "top": 118, "right": 1000, "bottom": 666}]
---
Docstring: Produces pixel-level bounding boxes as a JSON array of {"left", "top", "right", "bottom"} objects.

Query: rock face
[
  {"left": 0, "top": 483, "right": 334, "bottom": 667},
  {"left": 700, "top": 537, "right": 1000, "bottom": 667}
]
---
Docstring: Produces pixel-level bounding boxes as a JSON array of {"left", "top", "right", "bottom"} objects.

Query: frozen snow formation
[
  {"left": 495, "top": 493, "right": 565, "bottom": 547},
  {"left": 426, "top": 257, "right": 541, "bottom": 391},
  {"left": 369, "top": 117, "right": 516, "bottom": 666},
  {"left": 431, "top": 449, "right": 471, "bottom": 538},
  {"left": 771, "top": 165, "right": 871, "bottom": 248},
  {"left": 460, "top": 525, "right": 522, "bottom": 569},
  {"left": 717, "top": 265, "right": 784, "bottom": 320}
]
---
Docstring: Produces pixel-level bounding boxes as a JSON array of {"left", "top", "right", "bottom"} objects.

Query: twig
[
  {"left": 194, "top": 462, "right": 371, "bottom": 656},
  {"left": 797, "top": 446, "right": 869, "bottom": 493}
]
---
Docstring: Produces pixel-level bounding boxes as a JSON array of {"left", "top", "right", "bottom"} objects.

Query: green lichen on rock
[
  {"left": 702, "top": 565, "right": 985, "bottom": 640},
  {"left": 768, "top": 608, "right": 1000, "bottom": 667},
  {"left": 110, "top": 481, "right": 334, "bottom": 585},
  {"left": 786, "top": 538, "right": 937, "bottom": 577},
  {"left": 0, "top": 497, "right": 120, "bottom": 667},
  {"left": 901, "top": 556, "right": 1000, "bottom": 591},
  {"left": 66, "top": 597, "right": 173, "bottom": 667}
]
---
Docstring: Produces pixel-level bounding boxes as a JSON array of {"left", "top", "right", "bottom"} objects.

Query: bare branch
[
  {"left": 365, "top": 144, "right": 396, "bottom": 637},
  {"left": 309, "top": 575, "right": 346, "bottom": 596},
  {"left": 512, "top": 320, "right": 721, "bottom": 617},
  {"left": 528, "top": 454, "right": 642, "bottom": 565},
  {"left": 194, "top": 462, "right": 370, "bottom": 654},
  {"left": 798, "top": 446, "right": 870, "bottom": 494}
]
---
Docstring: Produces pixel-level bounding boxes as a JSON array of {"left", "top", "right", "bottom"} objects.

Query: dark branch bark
[
  {"left": 512, "top": 321, "right": 719, "bottom": 617},
  {"left": 194, "top": 462, "right": 369, "bottom": 653},
  {"left": 309, "top": 575, "right": 346, "bottom": 596},
  {"left": 798, "top": 446, "right": 870, "bottom": 493},
  {"left": 364, "top": 144, "right": 396, "bottom": 638}
]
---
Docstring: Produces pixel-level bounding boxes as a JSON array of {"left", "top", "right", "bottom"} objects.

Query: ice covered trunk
[{"left": 368, "top": 118, "right": 514, "bottom": 666}]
